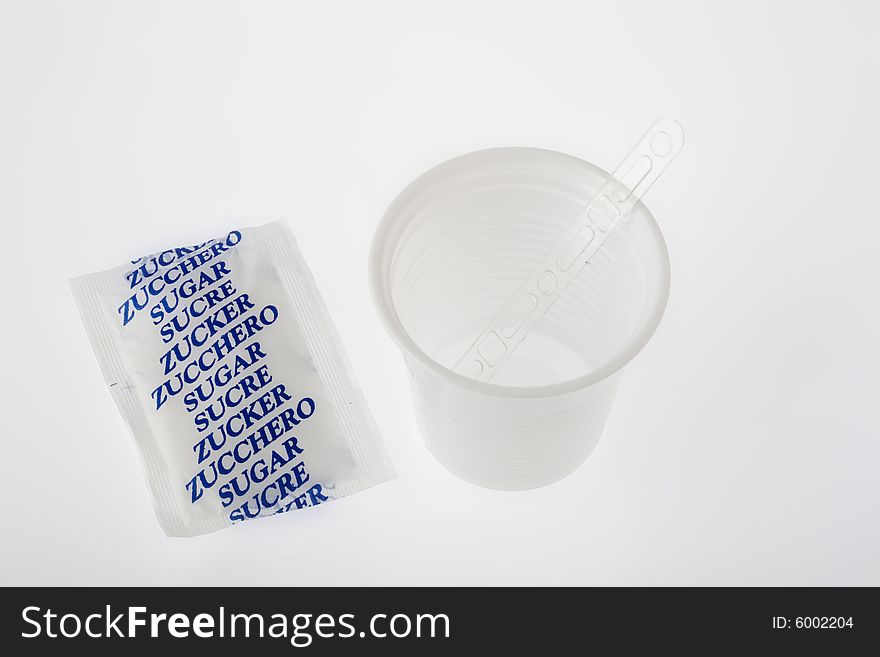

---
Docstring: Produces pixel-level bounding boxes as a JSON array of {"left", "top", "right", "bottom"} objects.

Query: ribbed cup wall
[{"left": 407, "top": 360, "right": 621, "bottom": 489}]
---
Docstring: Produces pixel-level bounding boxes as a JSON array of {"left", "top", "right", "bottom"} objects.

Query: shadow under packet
[{"left": 70, "top": 221, "right": 394, "bottom": 536}]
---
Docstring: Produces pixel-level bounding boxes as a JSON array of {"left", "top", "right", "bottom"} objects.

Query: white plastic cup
[{"left": 370, "top": 147, "right": 670, "bottom": 490}]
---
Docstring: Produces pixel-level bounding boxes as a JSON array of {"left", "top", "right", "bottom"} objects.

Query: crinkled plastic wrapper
[{"left": 71, "top": 221, "right": 394, "bottom": 536}]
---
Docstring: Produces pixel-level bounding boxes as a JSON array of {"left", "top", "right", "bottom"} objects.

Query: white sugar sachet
[{"left": 71, "top": 221, "right": 393, "bottom": 536}]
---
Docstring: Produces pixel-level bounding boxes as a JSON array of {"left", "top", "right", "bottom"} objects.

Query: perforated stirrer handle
[{"left": 453, "top": 118, "right": 684, "bottom": 382}]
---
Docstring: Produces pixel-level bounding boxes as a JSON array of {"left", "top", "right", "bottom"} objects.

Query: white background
[{"left": 1, "top": 0, "right": 878, "bottom": 585}]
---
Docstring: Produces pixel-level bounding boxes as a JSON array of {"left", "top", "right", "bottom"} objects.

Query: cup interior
[{"left": 371, "top": 147, "right": 670, "bottom": 392}]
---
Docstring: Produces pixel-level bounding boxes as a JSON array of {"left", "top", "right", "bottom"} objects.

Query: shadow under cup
[{"left": 370, "top": 147, "right": 670, "bottom": 490}]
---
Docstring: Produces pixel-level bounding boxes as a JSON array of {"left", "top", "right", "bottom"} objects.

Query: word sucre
[
  {"left": 118, "top": 230, "right": 242, "bottom": 326},
  {"left": 185, "top": 391, "right": 328, "bottom": 522},
  {"left": 150, "top": 300, "right": 279, "bottom": 411}
]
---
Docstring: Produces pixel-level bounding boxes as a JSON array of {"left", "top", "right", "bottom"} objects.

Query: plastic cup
[{"left": 369, "top": 147, "right": 670, "bottom": 490}]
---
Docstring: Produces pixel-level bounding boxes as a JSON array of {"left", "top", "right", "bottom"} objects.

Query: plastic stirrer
[{"left": 453, "top": 118, "right": 684, "bottom": 382}]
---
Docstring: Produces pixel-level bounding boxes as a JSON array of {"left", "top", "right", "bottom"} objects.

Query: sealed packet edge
[
  {"left": 69, "top": 270, "right": 207, "bottom": 536},
  {"left": 255, "top": 220, "right": 396, "bottom": 497}
]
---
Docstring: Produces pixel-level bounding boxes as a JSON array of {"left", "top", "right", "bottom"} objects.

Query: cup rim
[{"left": 369, "top": 146, "right": 671, "bottom": 399}]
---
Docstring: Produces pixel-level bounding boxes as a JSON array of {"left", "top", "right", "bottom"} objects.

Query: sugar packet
[{"left": 71, "top": 221, "right": 394, "bottom": 536}]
